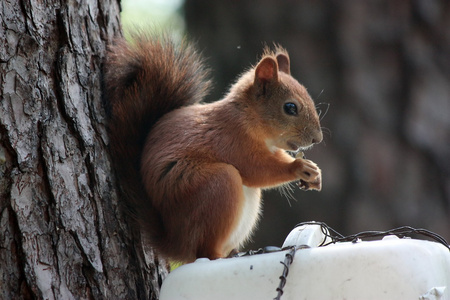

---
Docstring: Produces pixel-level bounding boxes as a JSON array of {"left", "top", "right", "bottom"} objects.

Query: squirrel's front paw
[{"left": 293, "top": 158, "right": 322, "bottom": 191}]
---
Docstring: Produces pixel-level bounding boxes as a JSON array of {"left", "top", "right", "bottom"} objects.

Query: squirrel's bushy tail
[{"left": 104, "top": 32, "right": 211, "bottom": 246}]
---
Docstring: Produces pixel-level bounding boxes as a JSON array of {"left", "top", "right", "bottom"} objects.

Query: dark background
[{"left": 182, "top": 0, "right": 450, "bottom": 249}]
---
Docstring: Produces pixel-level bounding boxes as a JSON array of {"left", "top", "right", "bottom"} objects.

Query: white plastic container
[{"left": 160, "top": 224, "right": 450, "bottom": 300}]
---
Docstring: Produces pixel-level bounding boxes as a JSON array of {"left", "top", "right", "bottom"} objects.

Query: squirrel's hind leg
[
  {"left": 161, "top": 162, "right": 247, "bottom": 262},
  {"left": 191, "top": 163, "right": 247, "bottom": 260}
]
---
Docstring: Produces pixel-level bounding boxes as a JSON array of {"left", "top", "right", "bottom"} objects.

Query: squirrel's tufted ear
[
  {"left": 276, "top": 53, "right": 290, "bottom": 75},
  {"left": 254, "top": 57, "right": 279, "bottom": 86}
]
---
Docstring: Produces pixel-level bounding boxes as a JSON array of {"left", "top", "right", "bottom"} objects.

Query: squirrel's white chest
[{"left": 224, "top": 185, "right": 262, "bottom": 251}]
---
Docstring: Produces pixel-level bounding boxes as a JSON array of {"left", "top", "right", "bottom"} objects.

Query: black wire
[
  {"left": 294, "top": 221, "right": 450, "bottom": 251},
  {"left": 273, "top": 246, "right": 297, "bottom": 300},
  {"left": 272, "top": 222, "right": 449, "bottom": 300}
]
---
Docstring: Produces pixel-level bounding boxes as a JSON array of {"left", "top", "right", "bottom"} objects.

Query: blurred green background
[{"left": 121, "top": 0, "right": 450, "bottom": 249}]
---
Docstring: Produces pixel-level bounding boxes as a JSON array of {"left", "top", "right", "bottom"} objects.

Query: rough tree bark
[{"left": 0, "top": 0, "right": 168, "bottom": 299}]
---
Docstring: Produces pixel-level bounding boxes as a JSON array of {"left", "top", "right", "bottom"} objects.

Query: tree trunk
[{"left": 0, "top": 0, "right": 168, "bottom": 299}]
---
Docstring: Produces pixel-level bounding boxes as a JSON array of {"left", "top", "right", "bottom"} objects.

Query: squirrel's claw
[
  {"left": 294, "top": 154, "right": 322, "bottom": 191},
  {"left": 298, "top": 175, "right": 322, "bottom": 191}
]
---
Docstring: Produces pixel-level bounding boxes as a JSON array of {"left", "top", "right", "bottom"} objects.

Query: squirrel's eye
[{"left": 283, "top": 102, "right": 298, "bottom": 116}]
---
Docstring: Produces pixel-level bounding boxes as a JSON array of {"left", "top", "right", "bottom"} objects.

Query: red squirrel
[{"left": 104, "top": 32, "right": 323, "bottom": 263}]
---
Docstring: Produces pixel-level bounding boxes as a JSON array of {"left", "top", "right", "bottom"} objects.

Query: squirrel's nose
[{"left": 311, "top": 130, "right": 323, "bottom": 144}]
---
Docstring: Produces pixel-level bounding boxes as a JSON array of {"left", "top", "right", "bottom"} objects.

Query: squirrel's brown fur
[{"left": 105, "top": 32, "right": 322, "bottom": 262}]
